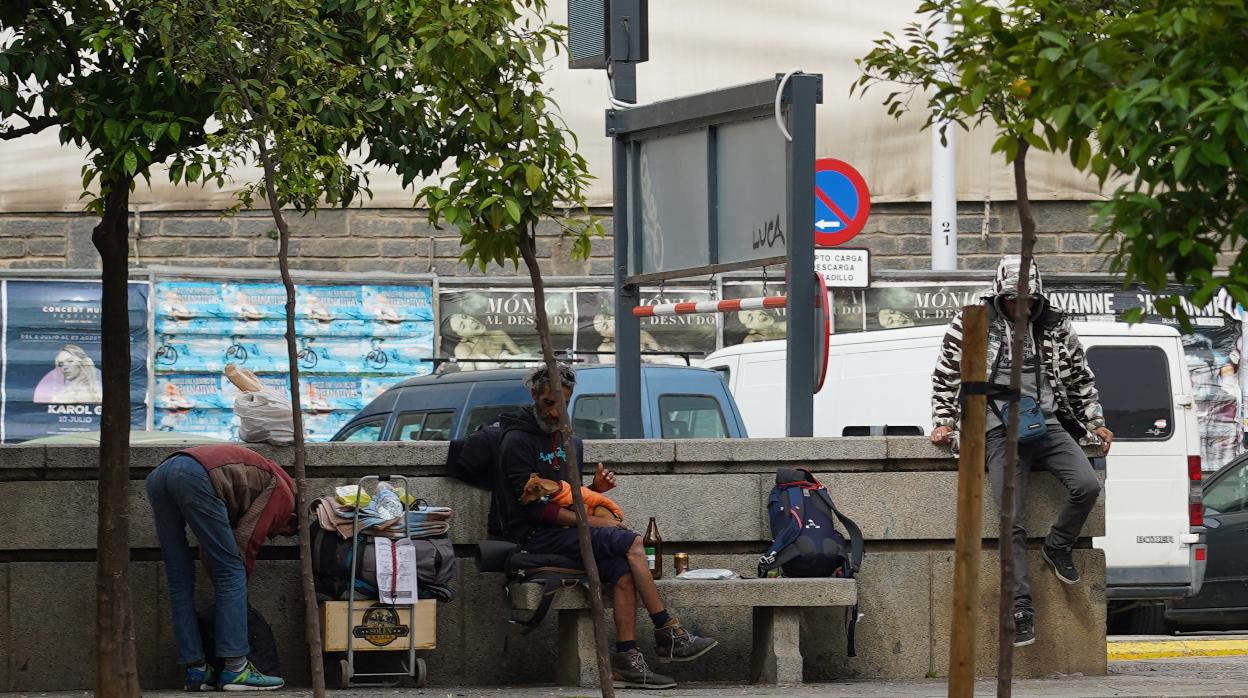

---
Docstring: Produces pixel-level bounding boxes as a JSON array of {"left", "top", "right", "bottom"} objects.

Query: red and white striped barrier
[{"left": 631, "top": 295, "right": 787, "bottom": 318}]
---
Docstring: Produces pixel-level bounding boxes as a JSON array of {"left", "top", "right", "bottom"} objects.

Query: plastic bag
[
  {"left": 234, "top": 388, "right": 294, "bottom": 445},
  {"left": 334, "top": 484, "right": 414, "bottom": 510},
  {"left": 371, "top": 482, "right": 406, "bottom": 520},
  {"left": 335, "top": 485, "right": 372, "bottom": 508}
]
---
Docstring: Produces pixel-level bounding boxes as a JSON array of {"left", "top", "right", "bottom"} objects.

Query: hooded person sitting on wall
[{"left": 930, "top": 256, "right": 1113, "bottom": 648}]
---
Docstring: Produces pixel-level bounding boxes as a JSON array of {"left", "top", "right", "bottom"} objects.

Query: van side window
[
  {"left": 337, "top": 417, "right": 385, "bottom": 442},
  {"left": 394, "top": 410, "right": 455, "bottom": 441},
  {"left": 572, "top": 395, "right": 617, "bottom": 440},
  {"left": 1085, "top": 346, "right": 1174, "bottom": 441},
  {"left": 659, "top": 395, "right": 727, "bottom": 439},
  {"left": 711, "top": 365, "right": 731, "bottom": 386},
  {"left": 842, "top": 426, "right": 924, "bottom": 437}
]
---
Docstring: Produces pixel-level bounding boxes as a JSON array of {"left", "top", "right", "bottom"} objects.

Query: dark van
[{"left": 330, "top": 365, "right": 748, "bottom": 442}]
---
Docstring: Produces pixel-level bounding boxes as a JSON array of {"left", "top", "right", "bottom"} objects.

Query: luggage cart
[{"left": 322, "top": 474, "right": 431, "bottom": 689}]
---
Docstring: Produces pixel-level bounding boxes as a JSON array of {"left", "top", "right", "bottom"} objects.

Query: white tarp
[{"left": 0, "top": 1, "right": 1104, "bottom": 213}]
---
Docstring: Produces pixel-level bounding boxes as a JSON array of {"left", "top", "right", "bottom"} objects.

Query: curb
[{"left": 1110, "top": 639, "right": 1248, "bottom": 661}]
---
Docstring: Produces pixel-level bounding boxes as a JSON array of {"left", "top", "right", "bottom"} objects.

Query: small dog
[{"left": 520, "top": 473, "right": 624, "bottom": 522}]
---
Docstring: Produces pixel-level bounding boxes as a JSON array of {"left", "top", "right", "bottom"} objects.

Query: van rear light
[
  {"left": 1196, "top": 547, "right": 1207, "bottom": 561},
  {"left": 1188, "top": 455, "right": 1202, "bottom": 482},
  {"left": 1189, "top": 501, "right": 1204, "bottom": 527}
]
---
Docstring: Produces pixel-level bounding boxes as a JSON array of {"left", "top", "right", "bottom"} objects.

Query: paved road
[{"left": 12, "top": 656, "right": 1248, "bottom": 697}]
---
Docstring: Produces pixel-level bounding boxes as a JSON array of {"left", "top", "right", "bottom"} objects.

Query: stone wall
[
  {"left": 0, "top": 438, "right": 1106, "bottom": 691},
  {"left": 0, "top": 201, "right": 1118, "bottom": 276}
]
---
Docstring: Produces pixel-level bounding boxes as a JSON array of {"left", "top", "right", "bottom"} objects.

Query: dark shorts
[{"left": 525, "top": 526, "right": 640, "bottom": 584}]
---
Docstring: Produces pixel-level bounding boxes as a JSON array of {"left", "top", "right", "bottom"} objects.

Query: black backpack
[
  {"left": 447, "top": 423, "right": 509, "bottom": 538},
  {"left": 197, "top": 604, "right": 280, "bottom": 677},
  {"left": 446, "top": 423, "right": 506, "bottom": 490},
  {"left": 759, "top": 467, "right": 865, "bottom": 655}
]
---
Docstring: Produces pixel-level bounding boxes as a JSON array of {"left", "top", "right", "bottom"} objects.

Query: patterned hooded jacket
[{"left": 931, "top": 257, "right": 1107, "bottom": 441}]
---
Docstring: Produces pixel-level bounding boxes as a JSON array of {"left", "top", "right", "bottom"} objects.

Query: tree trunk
[
  {"left": 92, "top": 179, "right": 142, "bottom": 698},
  {"left": 256, "top": 142, "right": 326, "bottom": 696},
  {"left": 519, "top": 232, "right": 616, "bottom": 698},
  {"left": 997, "top": 138, "right": 1036, "bottom": 697}
]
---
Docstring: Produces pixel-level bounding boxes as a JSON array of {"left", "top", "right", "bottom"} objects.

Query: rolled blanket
[{"left": 313, "top": 495, "right": 453, "bottom": 539}]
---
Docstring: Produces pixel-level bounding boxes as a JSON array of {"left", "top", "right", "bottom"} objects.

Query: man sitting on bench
[{"left": 500, "top": 363, "right": 718, "bottom": 690}]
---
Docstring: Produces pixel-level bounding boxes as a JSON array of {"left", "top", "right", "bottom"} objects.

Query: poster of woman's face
[
  {"left": 33, "top": 344, "right": 103, "bottom": 404},
  {"left": 722, "top": 282, "right": 787, "bottom": 347},
  {"left": 1, "top": 280, "right": 148, "bottom": 443},
  {"left": 576, "top": 289, "right": 717, "bottom": 365},
  {"left": 438, "top": 290, "right": 576, "bottom": 370}
]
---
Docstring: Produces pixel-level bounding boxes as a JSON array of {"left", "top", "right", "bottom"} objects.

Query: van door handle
[{"left": 1176, "top": 395, "right": 1194, "bottom": 407}]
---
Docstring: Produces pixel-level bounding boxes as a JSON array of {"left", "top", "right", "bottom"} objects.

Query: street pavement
[{"left": 11, "top": 656, "right": 1248, "bottom": 698}]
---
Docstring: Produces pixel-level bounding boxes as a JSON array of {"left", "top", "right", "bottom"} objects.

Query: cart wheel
[
  {"left": 415, "top": 658, "right": 428, "bottom": 688},
  {"left": 338, "top": 658, "right": 352, "bottom": 690}
]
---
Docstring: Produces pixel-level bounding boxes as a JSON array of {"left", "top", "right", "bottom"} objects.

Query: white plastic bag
[{"left": 234, "top": 388, "right": 295, "bottom": 445}]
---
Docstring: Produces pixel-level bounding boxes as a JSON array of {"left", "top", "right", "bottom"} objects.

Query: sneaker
[
  {"left": 1042, "top": 544, "right": 1080, "bottom": 585},
  {"left": 1014, "top": 608, "right": 1036, "bottom": 647},
  {"left": 184, "top": 664, "right": 218, "bottom": 692},
  {"left": 220, "top": 662, "right": 284, "bottom": 691},
  {"left": 612, "top": 648, "right": 676, "bottom": 689},
  {"left": 653, "top": 618, "right": 719, "bottom": 663}
]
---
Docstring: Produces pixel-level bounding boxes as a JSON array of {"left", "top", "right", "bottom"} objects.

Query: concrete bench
[{"left": 510, "top": 577, "right": 857, "bottom": 686}]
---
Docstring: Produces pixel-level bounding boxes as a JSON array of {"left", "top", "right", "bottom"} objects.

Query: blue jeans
[{"left": 146, "top": 454, "right": 250, "bottom": 664}]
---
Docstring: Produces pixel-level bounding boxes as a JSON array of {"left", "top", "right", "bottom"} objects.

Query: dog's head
[{"left": 519, "top": 473, "right": 562, "bottom": 504}]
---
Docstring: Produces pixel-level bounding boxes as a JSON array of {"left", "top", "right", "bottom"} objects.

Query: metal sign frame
[{"left": 609, "top": 73, "right": 822, "bottom": 437}]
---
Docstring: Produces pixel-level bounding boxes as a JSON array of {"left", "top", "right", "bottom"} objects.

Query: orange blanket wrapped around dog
[{"left": 520, "top": 473, "right": 624, "bottom": 522}]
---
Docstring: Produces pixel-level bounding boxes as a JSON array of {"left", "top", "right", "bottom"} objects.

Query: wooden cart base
[{"left": 320, "top": 600, "right": 436, "bottom": 688}]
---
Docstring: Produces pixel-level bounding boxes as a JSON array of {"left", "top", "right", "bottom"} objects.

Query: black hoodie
[{"left": 498, "top": 406, "right": 586, "bottom": 542}]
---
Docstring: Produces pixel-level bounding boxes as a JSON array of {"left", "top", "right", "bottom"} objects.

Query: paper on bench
[
  {"left": 675, "top": 569, "right": 739, "bottom": 580},
  {"left": 375, "top": 537, "right": 418, "bottom": 604}
]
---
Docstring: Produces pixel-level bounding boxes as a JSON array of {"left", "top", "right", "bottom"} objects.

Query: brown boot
[
  {"left": 612, "top": 648, "right": 676, "bottom": 689},
  {"left": 653, "top": 618, "right": 718, "bottom": 662}
]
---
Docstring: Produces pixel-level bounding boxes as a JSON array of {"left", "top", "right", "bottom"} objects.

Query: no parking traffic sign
[{"left": 814, "top": 158, "right": 871, "bottom": 247}]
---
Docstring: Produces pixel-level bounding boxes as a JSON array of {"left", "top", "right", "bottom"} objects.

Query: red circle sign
[{"left": 814, "top": 158, "right": 871, "bottom": 247}]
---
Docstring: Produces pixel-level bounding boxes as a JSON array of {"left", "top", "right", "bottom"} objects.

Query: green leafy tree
[
  {"left": 1014, "top": 0, "right": 1248, "bottom": 318},
  {"left": 147, "top": 0, "right": 609, "bottom": 692},
  {"left": 0, "top": 4, "right": 221, "bottom": 695},
  {"left": 145, "top": 0, "right": 457, "bottom": 691},
  {"left": 410, "top": 1, "right": 611, "bottom": 692},
  {"left": 853, "top": 2, "right": 1087, "bottom": 691},
  {"left": 861, "top": 0, "right": 1248, "bottom": 321}
]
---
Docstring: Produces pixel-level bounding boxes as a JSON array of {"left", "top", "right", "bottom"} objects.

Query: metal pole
[
  {"left": 931, "top": 17, "right": 958, "bottom": 271},
  {"left": 611, "top": 64, "right": 643, "bottom": 439},
  {"left": 785, "top": 74, "right": 818, "bottom": 437}
]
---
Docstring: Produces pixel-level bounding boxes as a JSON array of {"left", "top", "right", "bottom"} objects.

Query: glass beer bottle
[{"left": 643, "top": 517, "right": 663, "bottom": 580}]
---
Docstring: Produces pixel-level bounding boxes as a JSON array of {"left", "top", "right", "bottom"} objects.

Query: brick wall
[{"left": 0, "top": 201, "right": 1117, "bottom": 276}]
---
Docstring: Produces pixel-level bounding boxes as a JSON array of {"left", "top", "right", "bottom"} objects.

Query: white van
[{"left": 705, "top": 322, "right": 1207, "bottom": 632}]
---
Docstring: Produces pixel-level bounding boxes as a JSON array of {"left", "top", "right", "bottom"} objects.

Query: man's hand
[
  {"left": 590, "top": 462, "right": 616, "bottom": 493},
  {"left": 931, "top": 425, "right": 954, "bottom": 445},
  {"left": 588, "top": 515, "right": 624, "bottom": 529},
  {"left": 1093, "top": 426, "right": 1113, "bottom": 454}
]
